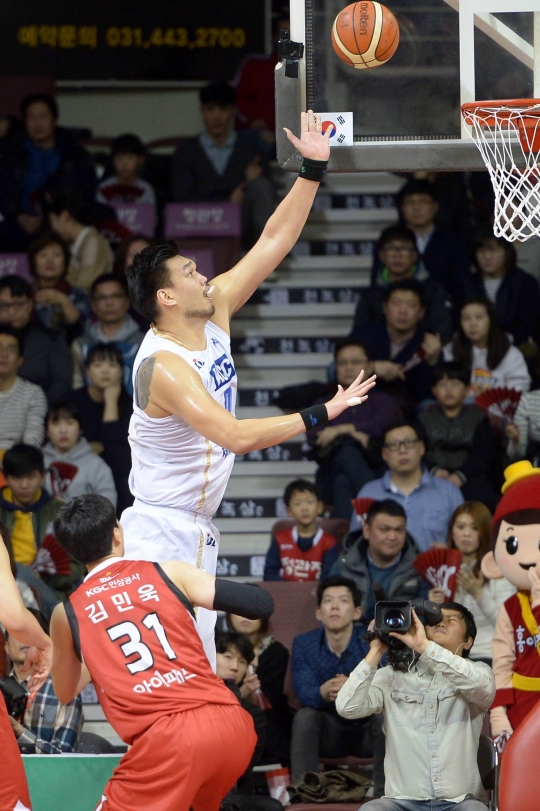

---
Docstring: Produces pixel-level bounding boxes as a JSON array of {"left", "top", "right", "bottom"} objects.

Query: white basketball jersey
[{"left": 128, "top": 322, "right": 237, "bottom": 517}]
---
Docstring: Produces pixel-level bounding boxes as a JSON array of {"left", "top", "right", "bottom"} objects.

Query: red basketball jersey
[{"left": 67, "top": 558, "right": 237, "bottom": 744}]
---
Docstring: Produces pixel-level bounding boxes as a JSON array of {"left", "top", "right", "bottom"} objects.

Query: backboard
[{"left": 276, "top": 0, "right": 540, "bottom": 171}]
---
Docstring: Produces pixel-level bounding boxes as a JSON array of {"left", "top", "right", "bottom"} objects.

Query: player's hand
[
  {"left": 22, "top": 642, "right": 53, "bottom": 692},
  {"left": 325, "top": 370, "right": 377, "bottom": 421},
  {"left": 529, "top": 566, "right": 540, "bottom": 606},
  {"left": 390, "top": 609, "right": 428, "bottom": 655},
  {"left": 284, "top": 110, "right": 331, "bottom": 162}
]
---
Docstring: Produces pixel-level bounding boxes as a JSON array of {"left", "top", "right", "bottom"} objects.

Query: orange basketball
[{"left": 331, "top": 1, "right": 400, "bottom": 69}]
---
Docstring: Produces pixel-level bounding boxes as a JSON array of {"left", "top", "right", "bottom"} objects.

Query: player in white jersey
[{"left": 121, "top": 112, "right": 377, "bottom": 664}]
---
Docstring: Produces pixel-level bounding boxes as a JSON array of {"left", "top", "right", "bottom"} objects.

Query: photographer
[{"left": 336, "top": 603, "right": 495, "bottom": 810}]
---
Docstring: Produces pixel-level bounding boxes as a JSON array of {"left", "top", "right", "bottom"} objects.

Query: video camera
[
  {"left": 0, "top": 675, "right": 28, "bottom": 721},
  {"left": 366, "top": 583, "right": 443, "bottom": 671}
]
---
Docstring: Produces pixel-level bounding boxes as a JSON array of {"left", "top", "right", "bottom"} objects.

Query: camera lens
[{"left": 384, "top": 609, "right": 406, "bottom": 629}]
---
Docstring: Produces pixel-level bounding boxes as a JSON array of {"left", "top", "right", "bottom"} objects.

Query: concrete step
[
  {"left": 230, "top": 460, "right": 316, "bottom": 476},
  {"left": 231, "top": 314, "right": 350, "bottom": 334},
  {"left": 238, "top": 303, "right": 356, "bottom": 319},
  {"left": 224, "top": 477, "right": 310, "bottom": 498},
  {"left": 216, "top": 495, "right": 287, "bottom": 520},
  {"left": 236, "top": 367, "right": 327, "bottom": 386},
  {"left": 218, "top": 534, "right": 270, "bottom": 557},
  {"left": 273, "top": 268, "right": 364, "bottom": 286},
  {"left": 217, "top": 517, "right": 280, "bottom": 533},
  {"left": 308, "top": 208, "right": 396, "bottom": 224},
  {"left": 300, "top": 223, "right": 384, "bottom": 241},
  {"left": 236, "top": 406, "right": 283, "bottom": 418},
  {"left": 235, "top": 353, "right": 332, "bottom": 369},
  {"left": 278, "top": 255, "right": 371, "bottom": 272},
  {"left": 321, "top": 172, "right": 405, "bottom": 194}
]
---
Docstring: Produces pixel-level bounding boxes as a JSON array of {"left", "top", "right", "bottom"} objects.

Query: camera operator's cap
[{"left": 493, "top": 461, "right": 540, "bottom": 526}]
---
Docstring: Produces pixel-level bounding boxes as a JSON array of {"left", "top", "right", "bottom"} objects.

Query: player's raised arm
[
  {"left": 142, "top": 350, "right": 376, "bottom": 456},
  {"left": 212, "top": 110, "right": 331, "bottom": 319},
  {"left": 0, "top": 542, "right": 52, "bottom": 691}
]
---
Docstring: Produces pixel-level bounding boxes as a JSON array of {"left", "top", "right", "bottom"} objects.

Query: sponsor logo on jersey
[
  {"left": 206, "top": 533, "right": 216, "bottom": 547},
  {"left": 209, "top": 353, "right": 236, "bottom": 391},
  {"left": 222, "top": 447, "right": 231, "bottom": 458},
  {"left": 212, "top": 337, "right": 220, "bottom": 346},
  {"left": 193, "top": 359, "right": 205, "bottom": 369}
]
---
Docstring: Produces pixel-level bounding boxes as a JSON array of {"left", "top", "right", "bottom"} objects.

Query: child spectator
[
  {"left": 69, "top": 344, "right": 132, "bottom": 515},
  {"left": 264, "top": 480, "right": 338, "bottom": 581},
  {"left": 226, "top": 610, "right": 291, "bottom": 762},
  {"left": 29, "top": 231, "right": 90, "bottom": 341},
  {"left": 0, "top": 276, "right": 73, "bottom": 404},
  {"left": 0, "top": 327, "right": 47, "bottom": 453},
  {"left": 425, "top": 297, "right": 531, "bottom": 395},
  {"left": 72, "top": 273, "right": 144, "bottom": 396},
  {"left": 416, "top": 362, "right": 498, "bottom": 509},
  {"left": 464, "top": 233, "right": 540, "bottom": 347},
  {"left": 47, "top": 191, "right": 114, "bottom": 292},
  {"left": 308, "top": 340, "right": 400, "bottom": 519},
  {"left": 353, "top": 225, "right": 453, "bottom": 342},
  {"left": 96, "top": 134, "right": 156, "bottom": 205},
  {"left": 506, "top": 389, "right": 540, "bottom": 463},
  {"left": 428, "top": 502, "right": 516, "bottom": 666},
  {"left": 0, "top": 444, "right": 85, "bottom": 604},
  {"left": 43, "top": 402, "right": 117, "bottom": 508}
]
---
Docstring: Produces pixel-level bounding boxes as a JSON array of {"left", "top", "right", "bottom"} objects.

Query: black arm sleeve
[{"left": 213, "top": 580, "right": 274, "bottom": 619}]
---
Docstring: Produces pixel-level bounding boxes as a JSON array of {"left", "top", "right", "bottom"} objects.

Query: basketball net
[{"left": 462, "top": 99, "right": 540, "bottom": 242}]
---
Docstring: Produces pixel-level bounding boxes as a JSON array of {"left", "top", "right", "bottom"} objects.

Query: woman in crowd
[
  {"left": 69, "top": 343, "right": 132, "bottom": 515},
  {"left": 28, "top": 231, "right": 90, "bottom": 341},
  {"left": 308, "top": 339, "right": 400, "bottom": 518},
  {"left": 428, "top": 501, "right": 515, "bottom": 665},
  {"left": 506, "top": 389, "right": 540, "bottom": 465},
  {"left": 113, "top": 234, "right": 151, "bottom": 330},
  {"left": 464, "top": 233, "right": 540, "bottom": 347},
  {"left": 426, "top": 297, "right": 531, "bottom": 396},
  {"left": 227, "top": 611, "right": 292, "bottom": 763}
]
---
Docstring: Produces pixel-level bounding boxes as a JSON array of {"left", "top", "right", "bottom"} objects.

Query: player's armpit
[{"left": 50, "top": 604, "right": 89, "bottom": 704}]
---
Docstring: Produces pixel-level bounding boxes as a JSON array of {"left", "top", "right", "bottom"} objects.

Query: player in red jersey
[
  {"left": 0, "top": 541, "right": 52, "bottom": 811},
  {"left": 49, "top": 493, "right": 274, "bottom": 811}
]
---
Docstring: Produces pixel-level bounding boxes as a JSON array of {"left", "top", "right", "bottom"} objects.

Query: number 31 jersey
[
  {"left": 66, "top": 558, "right": 237, "bottom": 745},
  {"left": 128, "top": 321, "right": 237, "bottom": 517}
]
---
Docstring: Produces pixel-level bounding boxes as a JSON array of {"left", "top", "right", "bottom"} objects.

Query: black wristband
[
  {"left": 299, "top": 156, "right": 328, "bottom": 183},
  {"left": 213, "top": 580, "right": 274, "bottom": 619},
  {"left": 299, "top": 403, "right": 329, "bottom": 431}
]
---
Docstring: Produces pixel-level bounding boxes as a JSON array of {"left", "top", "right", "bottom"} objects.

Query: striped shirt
[
  {"left": 507, "top": 389, "right": 540, "bottom": 461},
  {"left": 0, "top": 377, "right": 47, "bottom": 451},
  {"left": 13, "top": 672, "right": 83, "bottom": 754}
]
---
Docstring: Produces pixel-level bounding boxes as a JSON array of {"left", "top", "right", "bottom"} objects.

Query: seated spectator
[
  {"left": 0, "top": 327, "right": 47, "bottom": 452},
  {"left": 0, "top": 521, "right": 38, "bottom": 610},
  {"left": 96, "top": 134, "right": 156, "bottom": 206},
  {"left": 416, "top": 362, "right": 498, "bottom": 510},
  {"left": 172, "top": 81, "right": 274, "bottom": 246},
  {"left": 29, "top": 231, "right": 90, "bottom": 341},
  {"left": 47, "top": 191, "right": 114, "bottom": 292},
  {"left": 336, "top": 602, "right": 495, "bottom": 811},
  {"left": 351, "top": 279, "right": 440, "bottom": 418},
  {"left": 70, "top": 343, "right": 132, "bottom": 514},
  {"left": 263, "top": 479, "right": 338, "bottom": 581},
  {"left": 428, "top": 502, "right": 516, "bottom": 666},
  {"left": 5, "top": 611, "right": 82, "bottom": 753},
  {"left": 226, "top": 610, "right": 292, "bottom": 761},
  {"left": 0, "top": 444, "right": 85, "bottom": 607},
  {"left": 216, "top": 631, "right": 283, "bottom": 811},
  {"left": 397, "top": 179, "right": 470, "bottom": 298},
  {"left": 506, "top": 389, "right": 540, "bottom": 463},
  {"left": 290, "top": 576, "right": 384, "bottom": 795},
  {"left": 351, "top": 423, "right": 463, "bottom": 551},
  {"left": 0, "top": 276, "right": 73, "bottom": 404},
  {"left": 354, "top": 225, "right": 452, "bottom": 342},
  {"left": 112, "top": 233, "right": 151, "bottom": 276},
  {"left": 72, "top": 274, "right": 144, "bottom": 396},
  {"left": 464, "top": 233, "right": 540, "bottom": 347},
  {"left": 0, "top": 93, "right": 96, "bottom": 252},
  {"left": 43, "top": 402, "right": 117, "bottom": 508},
  {"left": 308, "top": 340, "right": 400, "bottom": 519},
  {"left": 334, "top": 499, "right": 427, "bottom": 625},
  {"left": 425, "top": 297, "right": 531, "bottom": 395}
]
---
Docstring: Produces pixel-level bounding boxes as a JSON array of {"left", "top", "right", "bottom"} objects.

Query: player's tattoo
[{"left": 137, "top": 357, "right": 156, "bottom": 409}]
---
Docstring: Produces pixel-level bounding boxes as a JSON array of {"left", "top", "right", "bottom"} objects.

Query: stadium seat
[{"left": 77, "top": 731, "right": 118, "bottom": 754}]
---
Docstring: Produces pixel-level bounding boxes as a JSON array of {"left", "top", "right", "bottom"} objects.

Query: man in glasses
[
  {"left": 0, "top": 275, "right": 72, "bottom": 403},
  {"left": 350, "top": 423, "right": 463, "bottom": 551}
]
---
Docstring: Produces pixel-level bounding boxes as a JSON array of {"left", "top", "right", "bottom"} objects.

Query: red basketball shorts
[
  {"left": 0, "top": 700, "right": 32, "bottom": 810},
  {"left": 95, "top": 703, "right": 257, "bottom": 811}
]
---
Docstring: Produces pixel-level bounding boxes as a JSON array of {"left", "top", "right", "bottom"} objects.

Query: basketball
[{"left": 331, "top": 1, "right": 400, "bottom": 70}]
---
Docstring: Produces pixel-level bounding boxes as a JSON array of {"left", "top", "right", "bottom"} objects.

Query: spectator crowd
[{"left": 1, "top": 76, "right": 540, "bottom": 810}]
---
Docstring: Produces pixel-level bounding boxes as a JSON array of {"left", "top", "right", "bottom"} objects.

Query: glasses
[
  {"left": 0, "top": 300, "right": 29, "bottom": 313},
  {"left": 93, "top": 293, "right": 127, "bottom": 303},
  {"left": 384, "top": 438, "right": 420, "bottom": 452}
]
